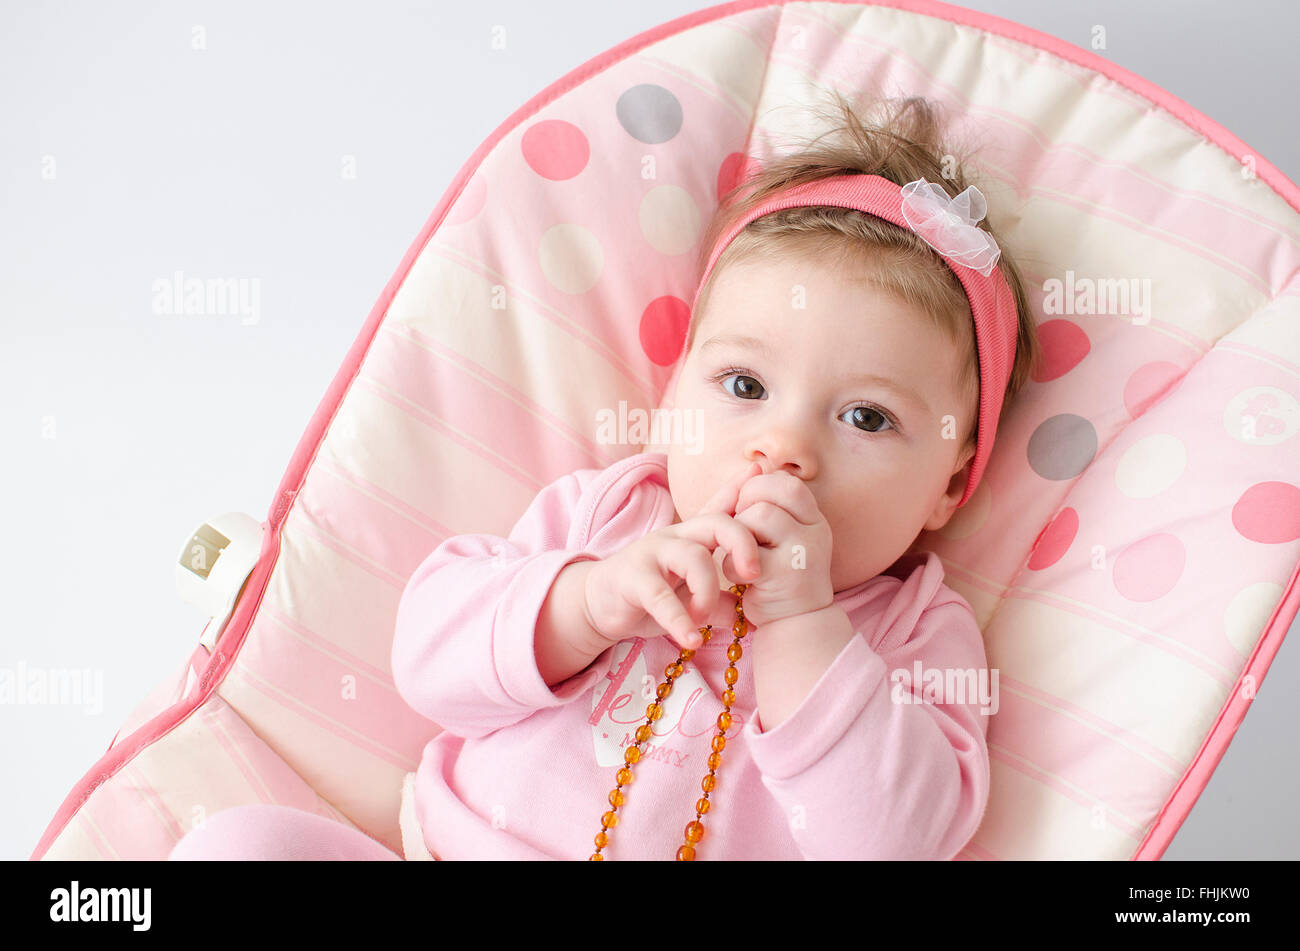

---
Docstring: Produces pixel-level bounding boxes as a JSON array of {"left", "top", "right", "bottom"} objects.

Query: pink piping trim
[{"left": 30, "top": 0, "right": 1300, "bottom": 862}]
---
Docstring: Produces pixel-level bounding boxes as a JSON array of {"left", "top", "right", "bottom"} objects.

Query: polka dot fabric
[{"left": 34, "top": 1, "right": 1300, "bottom": 863}]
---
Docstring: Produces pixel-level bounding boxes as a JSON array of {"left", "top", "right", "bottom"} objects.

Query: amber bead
[{"left": 592, "top": 585, "right": 751, "bottom": 862}]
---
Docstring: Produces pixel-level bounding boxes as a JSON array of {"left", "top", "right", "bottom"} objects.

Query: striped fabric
[{"left": 35, "top": 0, "right": 1300, "bottom": 861}]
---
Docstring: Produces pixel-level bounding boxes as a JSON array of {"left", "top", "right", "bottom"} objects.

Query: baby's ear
[{"left": 923, "top": 439, "right": 976, "bottom": 532}]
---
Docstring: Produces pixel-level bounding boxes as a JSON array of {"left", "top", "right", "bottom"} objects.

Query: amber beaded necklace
[{"left": 589, "top": 582, "right": 750, "bottom": 861}]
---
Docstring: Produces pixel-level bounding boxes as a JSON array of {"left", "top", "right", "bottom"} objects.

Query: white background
[{"left": 3, "top": 0, "right": 1298, "bottom": 860}]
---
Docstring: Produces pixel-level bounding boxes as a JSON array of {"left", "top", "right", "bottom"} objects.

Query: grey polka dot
[
  {"left": 1026, "top": 413, "right": 1098, "bottom": 481},
  {"left": 616, "top": 84, "right": 682, "bottom": 144}
]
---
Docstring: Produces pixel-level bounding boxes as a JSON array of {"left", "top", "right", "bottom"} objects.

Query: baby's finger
[
  {"left": 698, "top": 461, "right": 762, "bottom": 518},
  {"left": 650, "top": 542, "right": 718, "bottom": 647},
  {"left": 717, "top": 544, "right": 766, "bottom": 587},
  {"left": 672, "top": 512, "right": 764, "bottom": 582}
]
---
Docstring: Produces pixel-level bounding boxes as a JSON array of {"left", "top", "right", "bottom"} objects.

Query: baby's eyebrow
[{"left": 700, "top": 333, "right": 931, "bottom": 416}]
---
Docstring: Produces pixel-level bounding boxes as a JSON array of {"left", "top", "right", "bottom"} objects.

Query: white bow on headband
[{"left": 899, "top": 178, "right": 1002, "bottom": 277}]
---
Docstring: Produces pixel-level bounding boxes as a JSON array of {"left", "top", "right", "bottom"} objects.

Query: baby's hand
[
  {"left": 726, "top": 469, "right": 834, "bottom": 629},
  {"left": 583, "top": 462, "right": 765, "bottom": 651}
]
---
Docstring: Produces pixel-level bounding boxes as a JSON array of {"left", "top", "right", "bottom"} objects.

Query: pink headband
[{"left": 690, "top": 172, "right": 1018, "bottom": 508}]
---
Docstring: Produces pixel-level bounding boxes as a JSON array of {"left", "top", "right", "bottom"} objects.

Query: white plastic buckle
[{"left": 175, "top": 512, "right": 264, "bottom": 651}]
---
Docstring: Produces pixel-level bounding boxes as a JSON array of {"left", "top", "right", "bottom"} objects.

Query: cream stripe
[
  {"left": 637, "top": 53, "right": 753, "bottom": 121},
  {"left": 423, "top": 242, "right": 658, "bottom": 400},
  {"left": 943, "top": 559, "right": 1240, "bottom": 682}
]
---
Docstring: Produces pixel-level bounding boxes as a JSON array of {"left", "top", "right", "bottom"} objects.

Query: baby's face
[{"left": 661, "top": 251, "right": 977, "bottom": 593}]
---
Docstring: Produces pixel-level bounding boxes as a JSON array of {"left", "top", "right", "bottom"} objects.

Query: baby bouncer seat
[{"left": 33, "top": 0, "right": 1300, "bottom": 861}]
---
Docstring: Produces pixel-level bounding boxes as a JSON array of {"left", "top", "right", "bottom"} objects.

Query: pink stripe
[
  {"left": 366, "top": 322, "right": 611, "bottom": 477},
  {"left": 990, "top": 690, "right": 1174, "bottom": 828},
  {"left": 307, "top": 457, "right": 451, "bottom": 577},
  {"left": 287, "top": 512, "right": 409, "bottom": 589},
  {"left": 260, "top": 605, "right": 397, "bottom": 690},
  {"left": 228, "top": 634, "right": 421, "bottom": 769},
  {"left": 989, "top": 747, "right": 1144, "bottom": 839},
  {"left": 1001, "top": 675, "right": 1184, "bottom": 774},
  {"left": 198, "top": 704, "right": 276, "bottom": 805},
  {"left": 1217, "top": 340, "right": 1300, "bottom": 378}
]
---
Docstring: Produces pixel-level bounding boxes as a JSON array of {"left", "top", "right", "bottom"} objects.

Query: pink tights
[{"left": 166, "top": 804, "right": 404, "bottom": 861}]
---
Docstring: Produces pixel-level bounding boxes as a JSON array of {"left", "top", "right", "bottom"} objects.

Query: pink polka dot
[
  {"left": 1028, "top": 507, "right": 1077, "bottom": 570},
  {"left": 640, "top": 295, "right": 691, "bottom": 366},
  {"left": 716, "top": 152, "right": 761, "bottom": 202},
  {"left": 1124, "top": 361, "right": 1184, "bottom": 420},
  {"left": 1032, "top": 320, "right": 1090, "bottom": 383},
  {"left": 442, "top": 176, "right": 487, "bottom": 226},
  {"left": 1113, "top": 533, "right": 1185, "bottom": 602},
  {"left": 1232, "top": 481, "right": 1300, "bottom": 543},
  {"left": 521, "top": 120, "right": 589, "bottom": 181}
]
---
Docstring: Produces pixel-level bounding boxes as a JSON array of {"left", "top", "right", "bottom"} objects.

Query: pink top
[{"left": 392, "top": 450, "right": 991, "bottom": 860}]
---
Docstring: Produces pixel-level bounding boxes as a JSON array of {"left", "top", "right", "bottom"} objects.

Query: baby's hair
[{"left": 688, "top": 91, "right": 1040, "bottom": 453}]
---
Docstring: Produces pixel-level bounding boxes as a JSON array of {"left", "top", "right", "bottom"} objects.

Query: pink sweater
[{"left": 392, "top": 450, "right": 991, "bottom": 860}]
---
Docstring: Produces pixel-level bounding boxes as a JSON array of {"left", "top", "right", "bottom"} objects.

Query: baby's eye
[
  {"left": 715, "top": 369, "right": 898, "bottom": 434},
  {"left": 717, "top": 371, "right": 764, "bottom": 401},
  {"left": 841, "top": 405, "right": 896, "bottom": 434}
]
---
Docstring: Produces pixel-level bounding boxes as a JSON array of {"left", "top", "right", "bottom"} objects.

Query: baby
[{"left": 167, "top": 95, "right": 1038, "bottom": 862}]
